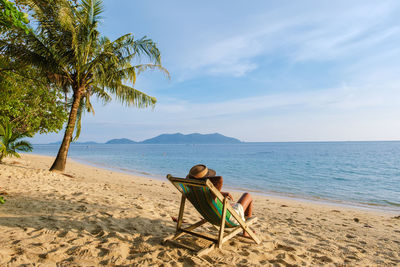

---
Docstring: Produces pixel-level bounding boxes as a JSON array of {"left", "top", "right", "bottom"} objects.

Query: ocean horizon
[{"left": 30, "top": 141, "right": 400, "bottom": 212}]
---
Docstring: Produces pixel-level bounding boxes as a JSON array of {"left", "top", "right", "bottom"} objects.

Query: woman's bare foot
[{"left": 240, "top": 229, "right": 256, "bottom": 238}]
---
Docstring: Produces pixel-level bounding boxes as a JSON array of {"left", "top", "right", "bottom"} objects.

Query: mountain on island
[
  {"left": 141, "top": 133, "right": 241, "bottom": 144},
  {"left": 48, "top": 133, "right": 241, "bottom": 145},
  {"left": 105, "top": 138, "right": 137, "bottom": 144}
]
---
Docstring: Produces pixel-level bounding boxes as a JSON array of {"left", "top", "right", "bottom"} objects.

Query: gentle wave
[{"left": 31, "top": 142, "right": 400, "bottom": 211}]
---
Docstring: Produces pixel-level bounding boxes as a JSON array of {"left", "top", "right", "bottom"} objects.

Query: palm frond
[
  {"left": 107, "top": 83, "right": 157, "bottom": 108},
  {"left": 0, "top": 124, "right": 5, "bottom": 137},
  {"left": 133, "top": 63, "right": 170, "bottom": 78},
  {"left": 131, "top": 36, "right": 162, "bottom": 64},
  {"left": 12, "top": 140, "right": 33, "bottom": 152},
  {"left": 0, "top": 141, "right": 5, "bottom": 153},
  {"left": 81, "top": 0, "right": 104, "bottom": 24},
  {"left": 92, "top": 85, "right": 112, "bottom": 103},
  {"left": 72, "top": 107, "right": 83, "bottom": 142},
  {"left": 72, "top": 93, "right": 94, "bottom": 142},
  {"left": 0, "top": 121, "right": 32, "bottom": 161},
  {"left": 8, "top": 150, "right": 21, "bottom": 158}
]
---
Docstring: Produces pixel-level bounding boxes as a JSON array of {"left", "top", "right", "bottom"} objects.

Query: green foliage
[
  {"left": 0, "top": 120, "right": 33, "bottom": 163},
  {"left": 0, "top": 0, "right": 29, "bottom": 32},
  {"left": 0, "top": 63, "right": 68, "bottom": 135},
  {"left": 0, "top": 196, "right": 5, "bottom": 204},
  {"left": 1, "top": 0, "right": 168, "bottom": 129},
  {"left": 0, "top": 0, "right": 168, "bottom": 170}
]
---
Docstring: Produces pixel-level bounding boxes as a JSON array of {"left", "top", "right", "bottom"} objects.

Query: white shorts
[{"left": 229, "top": 202, "right": 245, "bottom": 224}]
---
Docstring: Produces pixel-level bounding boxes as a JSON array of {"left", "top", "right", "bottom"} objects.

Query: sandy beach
[{"left": 0, "top": 154, "right": 399, "bottom": 266}]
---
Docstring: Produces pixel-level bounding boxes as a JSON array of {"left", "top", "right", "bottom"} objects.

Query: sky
[{"left": 32, "top": 0, "right": 400, "bottom": 143}]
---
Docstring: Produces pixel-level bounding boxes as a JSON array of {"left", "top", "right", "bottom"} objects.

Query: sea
[{"left": 31, "top": 142, "right": 400, "bottom": 212}]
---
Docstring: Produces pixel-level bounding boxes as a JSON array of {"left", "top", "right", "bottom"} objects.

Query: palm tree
[
  {"left": 0, "top": 121, "right": 33, "bottom": 163},
  {"left": 0, "top": 0, "right": 168, "bottom": 171}
]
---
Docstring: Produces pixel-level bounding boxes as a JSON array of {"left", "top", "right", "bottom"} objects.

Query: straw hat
[{"left": 188, "top": 164, "right": 216, "bottom": 179}]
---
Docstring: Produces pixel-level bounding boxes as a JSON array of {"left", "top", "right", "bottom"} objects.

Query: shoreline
[
  {"left": 27, "top": 152, "right": 400, "bottom": 215},
  {"left": 1, "top": 154, "right": 399, "bottom": 265}
]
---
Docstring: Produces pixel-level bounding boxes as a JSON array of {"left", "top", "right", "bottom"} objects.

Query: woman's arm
[{"left": 208, "top": 176, "right": 233, "bottom": 200}]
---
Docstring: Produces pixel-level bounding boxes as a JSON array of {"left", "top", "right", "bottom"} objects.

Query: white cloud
[
  {"left": 31, "top": 1, "right": 400, "bottom": 143},
  {"left": 31, "top": 80, "right": 400, "bottom": 143},
  {"left": 164, "top": 1, "right": 400, "bottom": 79},
  {"left": 154, "top": 81, "right": 400, "bottom": 119}
]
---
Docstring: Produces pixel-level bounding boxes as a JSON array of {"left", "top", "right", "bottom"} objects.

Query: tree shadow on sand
[
  {"left": 0, "top": 194, "right": 212, "bottom": 265},
  {"left": 0, "top": 194, "right": 175, "bottom": 238}
]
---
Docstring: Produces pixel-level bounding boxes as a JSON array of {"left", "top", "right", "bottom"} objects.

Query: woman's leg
[
  {"left": 237, "top": 193, "right": 253, "bottom": 237},
  {"left": 237, "top": 192, "right": 253, "bottom": 218}
]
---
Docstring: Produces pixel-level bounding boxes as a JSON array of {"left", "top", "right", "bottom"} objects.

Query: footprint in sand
[
  {"left": 345, "top": 255, "right": 360, "bottom": 261},
  {"left": 290, "top": 231, "right": 301, "bottom": 236},
  {"left": 308, "top": 248, "right": 321, "bottom": 253},
  {"left": 314, "top": 255, "right": 333, "bottom": 263},
  {"left": 238, "top": 251, "right": 250, "bottom": 256},
  {"left": 38, "top": 253, "right": 48, "bottom": 259},
  {"left": 296, "top": 237, "right": 306, "bottom": 243},
  {"left": 276, "top": 244, "right": 296, "bottom": 252},
  {"left": 97, "top": 247, "right": 110, "bottom": 257},
  {"left": 66, "top": 246, "right": 82, "bottom": 256},
  {"left": 348, "top": 244, "right": 366, "bottom": 253}
]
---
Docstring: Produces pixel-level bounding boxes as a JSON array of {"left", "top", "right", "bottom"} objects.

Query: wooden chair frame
[{"left": 164, "top": 175, "right": 261, "bottom": 256}]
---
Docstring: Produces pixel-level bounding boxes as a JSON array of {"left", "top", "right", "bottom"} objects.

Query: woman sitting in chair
[{"left": 187, "top": 164, "right": 254, "bottom": 236}]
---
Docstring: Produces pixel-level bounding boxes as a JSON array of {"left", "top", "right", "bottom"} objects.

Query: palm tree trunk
[{"left": 49, "top": 88, "right": 83, "bottom": 172}]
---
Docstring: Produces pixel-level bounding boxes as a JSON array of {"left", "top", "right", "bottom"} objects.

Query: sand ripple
[{"left": 0, "top": 154, "right": 399, "bottom": 266}]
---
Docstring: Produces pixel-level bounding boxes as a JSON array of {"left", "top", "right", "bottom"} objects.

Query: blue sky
[{"left": 33, "top": 0, "right": 400, "bottom": 143}]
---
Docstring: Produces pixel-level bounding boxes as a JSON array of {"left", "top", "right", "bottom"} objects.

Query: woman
[{"left": 187, "top": 164, "right": 254, "bottom": 236}]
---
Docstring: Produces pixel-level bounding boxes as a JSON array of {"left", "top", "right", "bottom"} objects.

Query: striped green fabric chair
[{"left": 164, "top": 175, "right": 261, "bottom": 256}]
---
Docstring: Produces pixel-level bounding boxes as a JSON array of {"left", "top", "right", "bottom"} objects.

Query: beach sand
[{"left": 0, "top": 154, "right": 399, "bottom": 266}]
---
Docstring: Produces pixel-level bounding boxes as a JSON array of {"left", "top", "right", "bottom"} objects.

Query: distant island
[
  {"left": 106, "top": 138, "right": 137, "bottom": 144},
  {"left": 142, "top": 133, "right": 241, "bottom": 144},
  {"left": 49, "top": 133, "right": 242, "bottom": 145}
]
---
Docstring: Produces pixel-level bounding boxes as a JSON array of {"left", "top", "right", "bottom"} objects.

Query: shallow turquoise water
[{"left": 32, "top": 142, "right": 400, "bottom": 211}]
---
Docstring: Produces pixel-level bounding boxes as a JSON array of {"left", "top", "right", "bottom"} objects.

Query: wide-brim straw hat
[{"left": 188, "top": 164, "right": 216, "bottom": 179}]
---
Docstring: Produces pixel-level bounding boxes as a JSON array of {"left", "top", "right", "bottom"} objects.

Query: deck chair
[{"left": 164, "top": 175, "right": 261, "bottom": 256}]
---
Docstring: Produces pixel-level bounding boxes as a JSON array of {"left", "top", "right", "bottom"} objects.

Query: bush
[{"left": 0, "top": 120, "right": 33, "bottom": 163}]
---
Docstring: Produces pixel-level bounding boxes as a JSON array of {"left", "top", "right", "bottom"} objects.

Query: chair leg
[
  {"left": 235, "top": 216, "right": 261, "bottom": 244},
  {"left": 221, "top": 217, "right": 258, "bottom": 244},
  {"left": 176, "top": 194, "right": 186, "bottom": 233},
  {"left": 217, "top": 197, "right": 228, "bottom": 248},
  {"left": 164, "top": 219, "right": 207, "bottom": 242}
]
